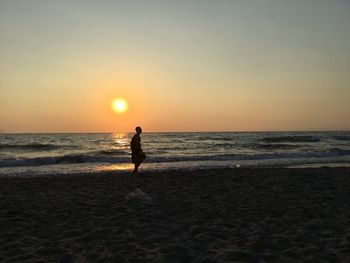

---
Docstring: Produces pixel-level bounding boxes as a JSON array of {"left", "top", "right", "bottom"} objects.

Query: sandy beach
[{"left": 1, "top": 167, "right": 350, "bottom": 262}]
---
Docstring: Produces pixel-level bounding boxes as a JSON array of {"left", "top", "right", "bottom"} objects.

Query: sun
[{"left": 112, "top": 98, "right": 128, "bottom": 113}]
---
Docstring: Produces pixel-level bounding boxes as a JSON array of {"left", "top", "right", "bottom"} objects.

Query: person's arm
[
  {"left": 140, "top": 141, "right": 143, "bottom": 153},
  {"left": 135, "top": 136, "right": 142, "bottom": 152}
]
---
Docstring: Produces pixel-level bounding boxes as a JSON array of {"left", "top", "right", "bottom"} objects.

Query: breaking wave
[
  {"left": 262, "top": 136, "right": 320, "bottom": 143},
  {"left": 333, "top": 135, "right": 350, "bottom": 141},
  {"left": 253, "top": 143, "right": 302, "bottom": 149},
  {"left": 1, "top": 149, "right": 350, "bottom": 168},
  {"left": 0, "top": 143, "right": 62, "bottom": 150}
]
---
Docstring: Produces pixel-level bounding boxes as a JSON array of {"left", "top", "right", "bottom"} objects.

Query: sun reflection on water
[
  {"left": 112, "top": 133, "right": 129, "bottom": 149},
  {"left": 95, "top": 164, "right": 132, "bottom": 172}
]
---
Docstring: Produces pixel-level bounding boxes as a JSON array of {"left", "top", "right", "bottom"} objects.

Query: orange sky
[{"left": 1, "top": 1, "right": 349, "bottom": 132}]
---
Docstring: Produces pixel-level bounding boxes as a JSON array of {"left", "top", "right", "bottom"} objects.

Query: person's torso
[{"left": 131, "top": 134, "right": 141, "bottom": 151}]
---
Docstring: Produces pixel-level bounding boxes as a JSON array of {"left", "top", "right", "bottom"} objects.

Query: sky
[{"left": 1, "top": 0, "right": 349, "bottom": 132}]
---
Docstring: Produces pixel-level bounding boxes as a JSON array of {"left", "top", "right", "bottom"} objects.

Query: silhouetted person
[{"left": 130, "top": 126, "right": 145, "bottom": 173}]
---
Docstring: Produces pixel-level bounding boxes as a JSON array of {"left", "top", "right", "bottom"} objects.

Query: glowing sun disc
[{"left": 112, "top": 98, "right": 128, "bottom": 113}]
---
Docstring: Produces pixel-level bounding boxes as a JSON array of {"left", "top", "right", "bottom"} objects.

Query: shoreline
[
  {"left": 1, "top": 167, "right": 350, "bottom": 262},
  {"left": 1, "top": 163, "right": 350, "bottom": 178}
]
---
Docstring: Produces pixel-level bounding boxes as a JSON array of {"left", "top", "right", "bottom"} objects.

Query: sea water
[{"left": 1, "top": 132, "right": 350, "bottom": 176}]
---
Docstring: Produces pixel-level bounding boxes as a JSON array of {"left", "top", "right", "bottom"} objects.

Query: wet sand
[{"left": 1, "top": 167, "right": 350, "bottom": 262}]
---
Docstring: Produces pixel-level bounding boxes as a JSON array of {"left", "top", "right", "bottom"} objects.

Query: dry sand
[{"left": 1, "top": 167, "right": 350, "bottom": 263}]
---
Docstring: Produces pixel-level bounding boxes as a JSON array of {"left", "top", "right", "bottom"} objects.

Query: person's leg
[{"left": 133, "top": 162, "right": 141, "bottom": 173}]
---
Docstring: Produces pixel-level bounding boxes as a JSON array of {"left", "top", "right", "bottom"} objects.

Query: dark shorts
[{"left": 132, "top": 152, "right": 145, "bottom": 164}]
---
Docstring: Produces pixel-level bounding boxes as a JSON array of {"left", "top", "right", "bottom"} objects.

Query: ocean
[{"left": 1, "top": 131, "right": 350, "bottom": 176}]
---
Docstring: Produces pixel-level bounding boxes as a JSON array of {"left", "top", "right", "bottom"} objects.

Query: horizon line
[{"left": 1, "top": 129, "right": 349, "bottom": 134}]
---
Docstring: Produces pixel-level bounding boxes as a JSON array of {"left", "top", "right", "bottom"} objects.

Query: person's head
[{"left": 135, "top": 126, "right": 142, "bottom": 134}]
